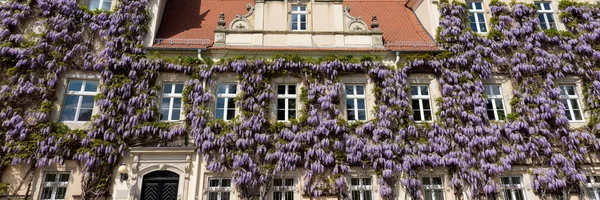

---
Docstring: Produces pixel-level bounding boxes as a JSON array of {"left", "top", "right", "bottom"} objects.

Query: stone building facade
[{"left": 1, "top": 0, "right": 600, "bottom": 199}]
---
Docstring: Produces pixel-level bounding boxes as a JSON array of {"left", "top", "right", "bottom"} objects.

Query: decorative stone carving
[
  {"left": 343, "top": 6, "right": 368, "bottom": 32},
  {"left": 184, "top": 154, "right": 191, "bottom": 179},
  {"left": 216, "top": 12, "right": 226, "bottom": 31},
  {"left": 229, "top": 4, "right": 255, "bottom": 30},
  {"left": 371, "top": 15, "right": 381, "bottom": 33}
]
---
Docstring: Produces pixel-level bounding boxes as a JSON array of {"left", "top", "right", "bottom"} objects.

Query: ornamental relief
[{"left": 229, "top": 3, "right": 255, "bottom": 30}]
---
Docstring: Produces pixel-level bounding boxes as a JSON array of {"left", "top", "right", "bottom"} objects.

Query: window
[
  {"left": 484, "top": 85, "right": 505, "bottom": 121},
  {"left": 422, "top": 177, "right": 444, "bottom": 200},
  {"left": 273, "top": 178, "right": 294, "bottom": 200},
  {"left": 559, "top": 85, "right": 583, "bottom": 121},
  {"left": 207, "top": 178, "right": 231, "bottom": 200},
  {"left": 89, "top": 0, "right": 112, "bottom": 10},
  {"left": 216, "top": 84, "right": 236, "bottom": 120},
  {"left": 61, "top": 80, "right": 98, "bottom": 122},
  {"left": 410, "top": 85, "right": 432, "bottom": 121},
  {"left": 587, "top": 176, "right": 600, "bottom": 200},
  {"left": 349, "top": 177, "right": 372, "bottom": 200},
  {"left": 40, "top": 173, "right": 70, "bottom": 200},
  {"left": 467, "top": 2, "right": 488, "bottom": 33},
  {"left": 291, "top": 5, "right": 307, "bottom": 31},
  {"left": 536, "top": 2, "right": 556, "bottom": 30},
  {"left": 277, "top": 84, "right": 297, "bottom": 121},
  {"left": 346, "top": 85, "right": 367, "bottom": 121},
  {"left": 501, "top": 176, "right": 525, "bottom": 200},
  {"left": 161, "top": 83, "right": 184, "bottom": 121}
]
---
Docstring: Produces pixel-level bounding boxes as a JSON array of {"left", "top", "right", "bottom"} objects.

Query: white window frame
[
  {"left": 559, "top": 85, "right": 584, "bottom": 122},
  {"left": 207, "top": 178, "right": 232, "bottom": 200},
  {"left": 291, "top": 5, "right": 307, "bottom": 31},
  {"left": 467, "top": 2, "right": 488, "bottom": 33},
  {"left": 61, "top": 79, "right": 98, "bottom": 122},
  {"left": 272, "top": 178, "right": 295, "bottom": 200},
  {"left": 348, "top": 177, "right": 373, "bottom": 200},
  {"left": 410, "top": 85, "right": 432, "bottom": 122},
  {"left": 161, "top": 83, "right": 184, "bottom": 122},
  {"left": 422, "top": 176, "right": 444, "bottom": 200},
  {"left": 346, "top": 84, "right": 367, "bottom": 121},
  {"left": 484, "top": 85, "right": 506, "bottom": 121},
  {"left": 500, "top": 176, "right": 526, "bottom": 200},
  {"left": 276, "top": 84, "right": 297, "bottom": 122},
  {"left": 216, "top": 83, "right": 237, "bottom": 121},
  {"left": 89, "top": 0, "right": 112, "bottom": 10},
  {"left": 536, "top": 2, "right": 556, "bottom": 30},
  {"left": 586, "top": 175, "right": 600, "bottom": 200},
  {"left": 40, "top": 172, "right": 70, "bottom": 200}
]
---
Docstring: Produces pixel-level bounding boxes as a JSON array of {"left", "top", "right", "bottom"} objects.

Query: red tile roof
[{"left": 154, "top": 0, "right": 439, "bottom": 51}]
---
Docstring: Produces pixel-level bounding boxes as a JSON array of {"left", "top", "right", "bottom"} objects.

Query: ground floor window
[
  {"left": 40, "top": 172, "right": 70, "bottom": 200},
  {"left": 208, "top": 178, "right": 231, "bottom": 200}
]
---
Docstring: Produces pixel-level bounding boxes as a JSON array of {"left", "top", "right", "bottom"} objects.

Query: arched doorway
[{"left": 141, "top": 170, "right": 180, "bottom": 200}]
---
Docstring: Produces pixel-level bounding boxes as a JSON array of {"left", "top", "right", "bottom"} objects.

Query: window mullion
[
  {"left": 169, "top": 97, "right": 174, "bottom": 121},
  {"left": 491, "top": 98, "right": 498, "bottom": 120},
  {"left": 474, "top": 12, "right": 481, "bottom": 32},
  {"left": 566, "top": 98, "right": 575, "bottom": 120},
  {"left": 224, "top": 97, "right": 229, "bottom": 120},
  {"left": 419, "top": 99, "right": 425, "bottom": 121}
]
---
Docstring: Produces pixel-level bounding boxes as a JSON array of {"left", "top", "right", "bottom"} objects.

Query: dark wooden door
[{"left": 141, "top": 171, "right": 180, "bottom": 200}]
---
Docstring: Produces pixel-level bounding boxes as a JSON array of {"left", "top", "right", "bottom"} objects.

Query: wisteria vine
[{"left": 2, "top": 0, "right": 600, "bottom": 199}]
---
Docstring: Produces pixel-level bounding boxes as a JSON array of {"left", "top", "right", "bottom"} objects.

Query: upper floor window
[
  {"left": 273, "top": 178, "right": 295, "bottom": 200},
  {"left": 208, "top": 178, "right": 231, "bottom": 200},
  {"left": 40, "top": 172, "right": 70, "bottom": 200},
  {"left": 422, "top": 177, "right": 444, "bottom": 200},
  {"left": 536, "top": 2, "right": 556, "bottom": 30},
  {"left": 410, "top": 85, "right": 432, "bottom": 122},
  {"left": 501, "top": 176, "right": 525, "bottom": 200},
  {"left": 467, "top": 2, "right": 488, "bottom": 33},
  {"left": 587, "top": 176, "right": 600, "bottom": 200},
  {"left": 349, "top": 177, "right": 372, "bottom": 200},
  {"left": 61, "top": 80, "right": 98, "bottom": 122},
  {"left": 346, "top": 85, "right": 367, "bottom": 121},
  {"left": 291, "top": 5, "right": 307, "bottom": 31},
  {"left": 216, "top": 84, "right": 237, "bottom": 120},
  {"left": 161, "top": 83, "right": 184, "bottom": 121},
  {"left": 484, "top": 85, "right": 505, "bottom": 121},
  {"left": 89, "top": 0, "right": 112, "bottom": 10},
  {"left": 559, "top": 85, "right": 583, "bottom": 121},
  {"left": 277, "top": 85, "right": 297, "bottom": 121}
]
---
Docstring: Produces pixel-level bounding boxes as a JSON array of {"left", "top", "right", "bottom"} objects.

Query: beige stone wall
[{"left": 1, "top": 161, "right": 83, "bottom": 200}]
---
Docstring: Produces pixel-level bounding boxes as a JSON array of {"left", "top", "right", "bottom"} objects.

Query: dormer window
[{"left": 291, "top": 5, "right": 307, "bottom": 31}]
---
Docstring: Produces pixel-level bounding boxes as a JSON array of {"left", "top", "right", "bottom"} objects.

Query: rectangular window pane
[
  {"left": 217, "top": 98, "right": 225, "bottom": 109},
  {"left": 41, "top": 187, "right": 53, "bottom": 199},
  {"left": 363, "top": 190, "right": 372, "bottom": 200},
  {"left": 226, "top": 110, "right": 235, "bottom": 120},
  {"left": 84, "top": 81, "right": 98, "bottom": 92},
  {"left": 89, "top": 0, "right": 100, "bottom": 9},
  {"left": 221, "top": 192, "right": 230, "bottom": 200},
  {"left": 422, "top": 99, "right": 430, "bottom": 109},
  {"left": 101, "top": 0, "right": 111, "bottom": 10},
  {"left": 346, "top": 86, "right": 354, "bottom": 95},
  {"left": 161, "top": 108, "right": 170, "bottom": 121},
  {"left": 351, "top": 191, "right": 361, "bottom": 200},
  {"left": 81, "top": 96, "right": 95, "bottom": 109},
  {"left": 171, "top": 109, "right": 181, "bottom": 121},
  {"left": 209, "top": 192, "right": 218, "bottom": 200},
  {"left": 55, "top": 187, "right": 67, "bottom": 199},
  {"left": 357, "top": 99, "right": 365, "bottom": 109},
  {"left": 358, "top": 110, "right": 366, "bottom": 121},
  {"left": 174, "top": 84, "right": 184, "bottom": 93},
  {"left": 285, "top": 179, "right": 294, "bottom": 186},
  {"left": 218, "top": 85, "right": 227, "bottom": 94},
  {"left": 173, "top": 98, "right": 182, "bottom": 109},
  {"left": 424, "top": 110, "right": 432, "bottom": 121},
  {"left": 285, "top": 191, "right": 294, "bottom": 200},
  {"left": 289, "top": 85, "right": 296, "bottom": 95},
  {"left": 289, "top": 99, "right": 296, "bottom": 109},
  {"left": 278, "top": 85, "right": 286, "bottom": 94},
  {"left": 61, "top": 95, "right": 79, "bottom": 121},
  {"left": 59, "top": 174, "right": 70, "bottom": 182},
  {"left": 278, "top": 99, "right": 286, "bottom": 110},
  {"left": 164, "top": 83, "right": 173, "bottom": 94},
  {"left": 274, "top": 192, "right": 282, "bottom": 200},
  {"left": 209, "top": 179, "right": 220, "bottom": 187},
  {"left": 78, "top": 108, "right": 93, "bottom": 121}
]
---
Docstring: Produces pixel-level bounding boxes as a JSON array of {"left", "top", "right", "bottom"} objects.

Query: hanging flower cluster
[{"left": 3, "top": 0, "right": 600, "bottom": 199}]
